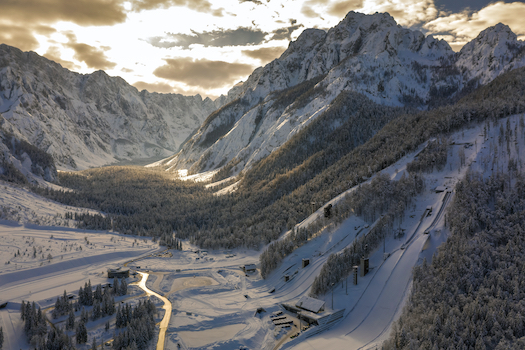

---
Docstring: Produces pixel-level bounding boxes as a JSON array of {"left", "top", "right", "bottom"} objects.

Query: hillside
[{"left": 0, "top": 44, "right": 222, "bottom": 170}]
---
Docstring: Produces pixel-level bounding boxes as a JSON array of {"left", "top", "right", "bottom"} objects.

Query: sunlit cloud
[
  {"left": 63, "top": 33, "right": 117, "bottom": 71},
  {"left": 0, "top": 0, "right": 128, "bottom": 26},
  {"left": 424, "top": 1, "right": 525, "bottom": 50},
  {"left": 43, "top": 46, "right": 80, "bottom": 70},
  {"left": 242, "top": 46, "right": 286, "bottom": 63},
  {"left": 133, "top": 81, "right": 176, "bottom": 93},
  {"left": 130, "top": 0, "right": 225, "bottom": 16},
  {"left": 153, "top": 57, "right": 254, "bottom": 89}
]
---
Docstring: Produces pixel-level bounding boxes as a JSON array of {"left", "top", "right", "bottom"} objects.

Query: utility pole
[{"left": 331, "top": 283, "right": 335, "bottom": 309}]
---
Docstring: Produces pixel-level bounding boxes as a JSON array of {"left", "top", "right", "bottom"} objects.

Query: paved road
[{"left": 136, "top": 272, "right": 172, "bottom": 350}]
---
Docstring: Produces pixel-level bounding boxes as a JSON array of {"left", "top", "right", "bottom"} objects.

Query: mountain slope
[
  {"left": 157, "top": 12, "right": 525, "bottom": 178},
  {"left": 0, "top": 44, "right": 221, "bottom": 170}
]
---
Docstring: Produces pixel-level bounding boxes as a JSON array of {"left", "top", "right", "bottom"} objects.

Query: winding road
[{"left": 136, "top": 272, "right": 172, "bottom": 350}]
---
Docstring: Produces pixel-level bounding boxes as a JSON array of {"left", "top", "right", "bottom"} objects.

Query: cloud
[
  {"left": 239, "top": 0, "right": 264, "bottom": 4},
  {"left": 424, "top": 1, "right": 525, "bottom": 50},
  {"left": 133, "top": 81, "right": 175, "bottom": 93},
  {"left": 43, "top": 46, "right": 80, "bottom": 70},
  {"left": 131, "top": 0, "right": 224, "bottom": 16},
  {"left": 362, "top": 0, "right": 438, "bottom": 27},
  {"left": 270, "top": 25, "right": 304, "bottom": 41},
  {"left": 153, "top": 57, "right": 254, "bottom": 89},
  {"left": 301, "top": 0, "right": 437, "bottom": 26},
  {"left": 0, "top": 24, "right": 40, "bottom": 51},
  {"left": 121, "top": 68, "right": 134, "bottom": 73},
  {"left": 147, "top": 27, "right": 268, "bottom": 49},
  {"left": 0, "top": 0, "right": 127, "bottom": 27},
  {"left": 326, "top": 0, "right": 364, "bottom": 17},
  {"left": 301, "top": 0, "right": 330, "bottom": 18},
  {"left": 242, "top": 46, "right": 286, "bottom": 63},
  {"left": 63, "top": 33, "right": 117, "bottom": 70}
]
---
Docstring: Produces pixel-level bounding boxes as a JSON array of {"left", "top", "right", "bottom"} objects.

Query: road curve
[{"left": 136, "top": 272, "right": 172, "bottom": 350}]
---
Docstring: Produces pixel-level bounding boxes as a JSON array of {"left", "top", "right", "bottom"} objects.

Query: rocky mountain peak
[
  {"left": 457, "top": 23, "right": 524, "bottom": 85},
  {"left": 162, "top": 12, "right": 525, "bottom": 178}
]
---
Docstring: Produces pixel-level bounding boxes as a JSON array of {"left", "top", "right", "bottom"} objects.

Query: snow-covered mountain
[
  {"left": 0, "top": 44, "right": 222, "bottom": 170},
  {"left": 0, "top": 120, "right": 57, "bottom": 184},
  {"left": 156, "top": 12, "right": 525, "bottom": 177}
]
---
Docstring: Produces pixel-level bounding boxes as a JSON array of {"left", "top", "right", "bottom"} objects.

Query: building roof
[
  {"left": 244, "top": 264, "right": 257, "bottom": 270},
  {"left": 295, "top": 296, "right": 325, "bottom": 313},
  {"left": 434, "top": 186, "right": 447, "bottom": 192}
]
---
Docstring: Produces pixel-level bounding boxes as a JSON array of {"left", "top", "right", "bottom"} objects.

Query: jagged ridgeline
[
  {"left": 38, "top": 67, "right": 525, "bottom": 253},
  {"left": 160, "top": 13, "right": 525, "bottom": 180}
]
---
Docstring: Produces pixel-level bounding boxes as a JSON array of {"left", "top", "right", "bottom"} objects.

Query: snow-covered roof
[
  {"left": 244, "top": 264, "right": 257, "bottom": 270},
  {"left": 296, "top": 296, "right": 325, "bottom": 313},
  {"left": 434, "top": 186, "right": 447, "bottom": 192}
]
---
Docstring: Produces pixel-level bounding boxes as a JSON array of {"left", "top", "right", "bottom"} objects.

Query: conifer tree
[{"left": 75, "top": 321, "right": 87, "bottom": 344}]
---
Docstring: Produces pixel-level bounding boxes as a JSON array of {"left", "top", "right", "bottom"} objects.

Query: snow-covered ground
[{"left": 1, "top": 115, "right": 523, "bottom": 350}]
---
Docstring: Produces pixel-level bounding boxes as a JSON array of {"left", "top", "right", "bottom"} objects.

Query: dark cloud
[
  {"left": 63, "top": 33, "right": 117, "bottom": 71},
  {"left": 133, "top": 81, "right": 175, "bottom": 93},
  {"left": 0, "top": 0, "right": 127, "bottom": 27},
  {"left": 434, "top": 0, "right": 496, "bottom": 13},
  {"left": 131, "top": 0, "right": 224, "bottom": 16},
  {"left": 147, "top": 27, "right": 268, "bottom": 49},
  {"left": 239, "top": 0, "right": 263, "bottom": 4},
  {"left": 43, "top": 46, "right": 80, "bottom": 70},
  {"left": 242, "top": 46, "right": 286, "bottom": 63},
  {"left": 270, "top": 24, "right": 304, "bottom": 41},
  {"left": 153, "top": 57, "right": 254, "bottom": 89}
]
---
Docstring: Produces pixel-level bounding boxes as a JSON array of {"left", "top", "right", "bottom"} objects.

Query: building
[
  {"left": 107, "top": 268, "right": 130, "bottom": 278},
  {"left": 302, "top": 258, "right": 310, "bottom": 268},
  {"left": 434, "top": 185, "right": 447, "bottom": 193},
  {"left": 295, "top": 296, "right": 325, "bottom": 314},
  {"left": 242, "top": 264, "right": 257, "bottom": 273}
]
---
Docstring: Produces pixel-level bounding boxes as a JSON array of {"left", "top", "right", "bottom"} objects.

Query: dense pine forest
[{"left": 384, "top": 170, "right": 525, "bottom": 349}]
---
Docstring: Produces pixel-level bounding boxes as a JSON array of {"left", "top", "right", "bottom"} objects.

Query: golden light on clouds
[
  {"left": 1, "top": 0, "right": 127, "bottom": 26},
  {"left": 425, "top": 1, "right": 525, "bottom": 50},
  {"left": 153, "top": 57, "right": 254, "bottom": 89},
  {"left": 0, "top": 0, "right": 524, "bottom": 97},
  {"left": 242, "top": 46, "right": 287, "bottom": 64}
]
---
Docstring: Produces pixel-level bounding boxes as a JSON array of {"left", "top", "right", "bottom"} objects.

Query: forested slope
[
  {"left": 384, "top": 171, "right": 525, "bottom": 350},
  {"left": 37, "top": 67, "right": 525, "bottom": 257}
]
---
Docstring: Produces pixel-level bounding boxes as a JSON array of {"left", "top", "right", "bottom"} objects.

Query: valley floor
[{"left": 1, "top": 114, "right": 523, "bottom": 349}]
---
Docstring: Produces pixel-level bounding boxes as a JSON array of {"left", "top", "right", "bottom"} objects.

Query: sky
[{"left": 1, "top": 0, "right": 524, "bottom": 99}]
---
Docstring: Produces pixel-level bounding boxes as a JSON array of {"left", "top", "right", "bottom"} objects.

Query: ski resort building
[
  {"left": 295, "top": 296, "right": 325, "bottom": 313},
  {"left": 242, "top": 264, "right": 257, "bottom": 273}
]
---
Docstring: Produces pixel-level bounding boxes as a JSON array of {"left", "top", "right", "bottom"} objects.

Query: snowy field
[{"left": 1, "top": 115, "right": 524, "bottom": 349}]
